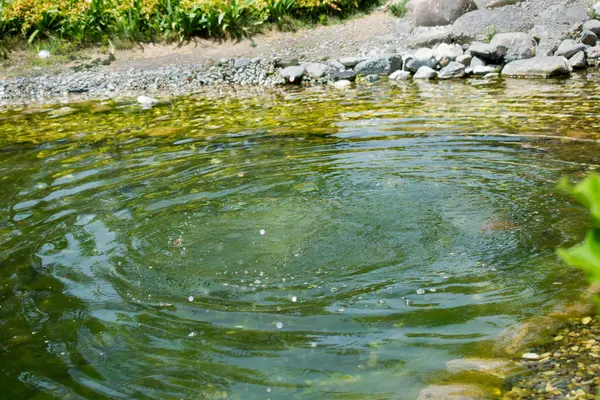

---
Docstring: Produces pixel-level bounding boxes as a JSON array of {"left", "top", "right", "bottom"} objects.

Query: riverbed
[{"left": 1, "top": 76, "right": 599, "bottom": 399}]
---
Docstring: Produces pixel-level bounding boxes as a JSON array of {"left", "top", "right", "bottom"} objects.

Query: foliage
[
  {"left": 388, "top": 0, "right": 408, "bottom": 18},
  {"left": 0, "top": 0, "right": 380, "bottom": 48},
  {"left": 559, "top": 174, "right": 600, "bottom": 304},
  {"left": 483, "top": 24, "right": 497, "bottom": 42}
]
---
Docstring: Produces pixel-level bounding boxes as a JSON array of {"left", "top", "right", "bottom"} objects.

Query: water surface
[{"left": 1, "top": 76, "right": 600, "bottom": 399}]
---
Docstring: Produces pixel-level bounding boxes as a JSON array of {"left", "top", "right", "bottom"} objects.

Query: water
[{"left": 1, "top": 76, "right": 600, "bottom": 399}]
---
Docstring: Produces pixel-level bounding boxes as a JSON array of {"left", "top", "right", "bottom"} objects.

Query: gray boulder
[
  {"left": 281, "top": 66, "right": 306, "bottom": 83},
  {"left": 475, "top": 0, "right": 523, "bottom": 8},
  {"left": 438, "top": 61, "right": 466, "bottom": 79},
  {"left": 501, "top": 56, "right": 571, "bottom": 78},
  {"left": 413, "top": 0, "right": 478, "bottom": 27},
  {"left": 452, "top": 9, "right": 534, "bottom": 42},
  {"left": 354, "top": 55, "right": 403, "bottom": 76},
  {"left": 338, "top": 57, "right": 363, "bottom": 68},
  {"left": 569, "top": 51, "right": 587, "bottom": 69},
  {"left": 581, "top": 30, "right": 598, "bottom": 46},
  {"left": 389, "top": 70, "right": 411, "bottom": 80},
  {"left": 586, "top": 45, "right": 600, "bottom": 65},
  {"left": 234, "top": 58, "right": 252, "bottom": 69},
  {"left": 408, "top": 26, "right": 454, "bottom": 48},
  {"left": 555, "top": 39, "right": 587, "bottom": 58},
  {"left": 583, "top": 20, "right": 600, "bottom": 35},
  {"left": 468, "top": 42, "right": 507, "bottom": 62},
  {"left": 405, "top": 48, "right": 439, "bottom": 72},
  {"left": 473, "top": 65, "right": 499, "bottom": 75},
  {"left": 329, "top": 70, "right": 357, "bottom": 82},
  {"left": 414, "top": 66, "right": 437, "bottom": 79},
  {"left": 490, "top": 32, "right": 536, "bottom": 62},
  {"left": 276, "top": 57, "right": 299, "bottom": 68},
  {"left": 470, "top": 56, "right": 486, "bottom": 68},
  {"left": 456, "top": 54, "right": 472, "bottom": 65},
  {"left": 434, "top": 43, "right": 464, "bottom": 66},
  {"left": 328, "top": 60, "right": 346, "bottom": 70},
  {"left": 306, "top": 63, "right": 331, "bottom": 78},
  {"left": 540, "top": 4, "right": 588, "bottom": 25}
]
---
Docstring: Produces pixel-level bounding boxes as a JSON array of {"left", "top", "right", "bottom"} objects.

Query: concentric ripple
[{"left": 1, "top": 76, "right": 600, "bottom": 399}]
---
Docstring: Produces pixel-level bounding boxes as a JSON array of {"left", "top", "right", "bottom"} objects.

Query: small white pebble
[
  {"left": 188, "top": 296, "right": 194, "bottom": 302},
  {"left": 266, "top": 388, "right": 272, "bottom": 393},
  {"left": 522, "top": 352, "right": 540, "bottom": 360},
  {"left": 260, "top": 229, "right": 266, "bottom": 236},
  {"left": 292, "top": 296, "right": 297, "bottom": 302},
  {"left": 188, "top": 332, "right": 197, "bottom": 337},
  {"left": 276, "top": 322, "right": 283, "bottom": 329}
]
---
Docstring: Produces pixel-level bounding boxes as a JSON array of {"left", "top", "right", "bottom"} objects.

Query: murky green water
[{"left": 2, "top": 76, "right": 600, "bottom": 399}]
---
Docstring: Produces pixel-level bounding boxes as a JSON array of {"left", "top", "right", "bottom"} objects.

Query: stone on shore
[
  {"left": 569, "top": 51, "right": 587, "bottom": 69},
  {"left": 412, "top": 0, "right": 478, "bottom": 27},
  {"left": 583, "top": 19, "right": 600, "bottom": 35},
  {"left": 137, "top": 96, "right": 159, "bottom": 108},
  {"left": 501, "top": 57, "right": 571, "bottom": 79},
  {"left": 490, "top": 32, "right": 536, "bottom": 62},
  {"left": 417, "top": 384, "right": 489, "bottom": 400},
  {"left": 329, "top": 70, "right": 357, "bottom": 82},
  {"left": 452, "top": 9, "right": 533, "bottom": 42},
  {"left": 306, "top": 63, "right": 331, "bottom": 78},
  {"left": 389, "top": 70, "right": 411, "bottom": 80},
  {"left": 334, "top": 80, "right": 352, "bottom": 89},
  {"left": 446, "top": 358, "right": 524, "bottom": 378},
  {"left": 580, "top": 30, "right": 598, "bottom": 46},
  {"left": 456, "top": 54, "right": 472, "bottom": 66},
  {"left": 554, "top": 39, "right": 587, "bottom": 59},
  {"left": 275, "top": 57, "right": 299, "bottom": 68},
  {"left": 408, "top": 26, "right": 454, "bottom": 47},
  {"left": 414, "top": 66, "right": 437, "bottom": 79},
  {"left": 470, "top": 56, "right": 486, "bottom": 68},
  {"left": 473, "top": 65, "right": 499, "bottom": 75},
  {"left": 467, "top": 42, "right": 507, "bottom": 62},
  {"left": 281, "top": 66, "right": 306, "bottom": 83},
  {"left": 338, "top": 57, "right": 363, "bottom": 68},
  {"left": 234, "top": 58, "right": 251, "bottom": 69},
  {"left": 405, "top": 48, "right": 438, "bottom": 72},
  {"left": 354, "top": 55, "right": 403, "bottom": 76},
  {"left": 438, "top": 61, "right": 466, "bottom": 79},
  {"left": 476, "top": 0, "right": 523, "bottom": 8},
  {"left": 434, "top": 43, "right": 464, "bottom": 66}
]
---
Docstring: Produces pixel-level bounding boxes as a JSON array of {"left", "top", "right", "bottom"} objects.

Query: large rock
[
  {"left": 456, "top": 54, "right": 472, "bottom": 65},
  {"left": 338, "top": 57, "right": 363, "bottom": 68},
  {"left": 417, "top": 385, "right": 489, "bottom": 400},
  {"left": 389, "top": 70, "right": 411, "bottom": 80},
  {"left": 280, "top": 66, "right": 306, "bottom": 83},
  {"left": 413, "top": 0, "right": 478, "bottom": 27},
  {"left": 438, "top": 61, "right": 466, "bottom": 79},
  {"left": 305, "top": 63, "right": 331, "bottom": 78},
  {"left": 409, "top": 26, "right": 454, "bottom": 47},
  {"left": 554, "top": 39, "right": 587, "bottom": 58},
  {"left": 583, "top": 20, "right": 600, "bottom": 35},
  {"left": 329, "top": 70, "right": 357, "bottom": 82},
  {"left": 490, "top": 32, "right": 536, "bottom": 62},
  {"left": 414, "top": 66, "right": 437, "bottom": 79},
  {"left": 473, "top": 65, "right": 499, "bottom": 75},
  {"left": 405, "top": 48, "right": 438, "bottom": 72},
  {"left": 569, "top": 51, "right": 587, "bottom": 69},
  {"left": 501, "top": 56, "right": 571, "bottom": 79},
  {"left": 475, "top": 0, "right": 523, "bottom": 8},
  {"left": 354, "top": 55, "right": 403, "bottom": 76},
  {"left": 452, "top": 9, "right": 534, "bottom": 42},
  {"left": 540, "top": 4, "right": 588, "bottom": 25},
  {"left": 467, "top": 42, "right": 507, "bottom": 62},
  {"left": 580, "top": 30, "right": 598, "bottom": 46},
  {"left": 434, "top": 43, "right": 464, "bottom": 66}
]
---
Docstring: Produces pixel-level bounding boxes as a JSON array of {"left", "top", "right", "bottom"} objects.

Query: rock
[
  {"left": 409, "top": 26, "right": 454, "bottom": 48},
  {"left": 446, "top": 358, "right": 525, "bottom": 378},
  {"left": 334, "top": 80, "right": 352, "bottom": 89},
  {"left": 522, "top": 352, "right": 541, "bottom": 360},
  {"left": 49, "top": 106, "right": 77, "bottom": 117},
  {"left": 38, "top": 50, "right": 51, "bottom": 59},
  {"left": 417, "top": 384, "right": 489, "bottom": 400},
  {"left": 338, "top": 57, "right": 363, "bottom": 68},
  {"left": 354, "top": 55, "right": 403, "bottom": 76},
  {"left": 473, "top": 65, "right": 498, "bottom": 75},
  {"left": 490, "top": 32, "right": 536, "bottom": 62},
  {"left": 484, "top": 72, "right": 499, "bottom": 79},
  {"left": 137, "top": 95, "right": 159, "bottom": 108},
  {"left": 366, "top": 74, "right": 380, "bottom": 82},
  {"left": 475, "top": 0, "right": 523, "bottom": 8},
  {"left": 501, "top": 57, "right": 571, "bottom": 78},
  {"left": 438, "top": 61, "right": 466, "bottom": 79},
  {"left": 541, "top": 4, "right": 588, "bottom": 25},
  {"left": 395, "top": 19, "right": 413, "bottom": 34},
  {"left": 405, "top": 48, "right": 438, "bottom": 72},
  {"left": 569, "top": 51, "right": 587, "bottom": 69},
  {"left": 580, "top": 30, "right": 598, "bottom": 46},
  {"left": 470, "top": 56, "right": 486, "bottom": 68},
  {"left": 306, "top": 63, "right": 331, "bottom": 78},
  {"left": 275, "top": 57, "right": 299, "bottom": 68},
  {"left": 594, "top": 2, "right": 600, "bottom": 17},
  {"left": 234, "top": 58, "right": 251, "bottom": 69},
  {"left": 452, "top": 9, "right": 534, "bottom": 42},
  {"left": 456, "top": 54, "right": 472, "bottom": 65},
  {"left": 586, "top": 46, "right": 600, "bottom": 65},
  {"left": 555, "top": 39, "right": 587, "bottom": 59},
  {"left": 412, "top": 0, "right": 478, "bottom": 27},
  {"left": 328, "top": 60, "right": 346, "bottom": 70},
  {"left": 329, "top": 70, "right": 357, "bottom": 82},
  {"left": 280, "top": 66, "right": 306, "bottom": 83},
  {"left": 467, "top": 42, "right": 506, "bottom": 62},
  {"left": 414, "top": 66, "right": 437, "bottom": 79},
  {"left": 495, "top": 317, "right": 565, "bottom": 355},
  {"left": 389, "top": 70, "right": 411, "bottom": 80},
  {"left": 583, "top": 20, "right": 600, "bottom": 35},
  {"left": 434, "top": 43, "right": 464, "bottom": 66}
]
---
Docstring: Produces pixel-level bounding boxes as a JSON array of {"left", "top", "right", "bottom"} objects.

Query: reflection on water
[{"left": 1, "top": 75, "right": 600, "bottom": 399}]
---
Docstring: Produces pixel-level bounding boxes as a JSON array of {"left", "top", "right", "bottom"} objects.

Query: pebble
[{"left": 522, "top": 352, "right": 541, "bottom": 360}]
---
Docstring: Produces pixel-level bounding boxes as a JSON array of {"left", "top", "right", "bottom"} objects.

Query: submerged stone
[{"left": 501, "top": 57, "right": 571, "bottom": 78}]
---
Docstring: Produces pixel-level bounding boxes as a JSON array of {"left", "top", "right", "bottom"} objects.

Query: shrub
[{"left": 388, "top": 0, "right": 408, "bottom": 18}]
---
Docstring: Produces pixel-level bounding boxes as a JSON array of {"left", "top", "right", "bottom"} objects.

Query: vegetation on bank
[
  {"left": 0, "top": 0, "right": 379, "bottom": 55},
  {"left": 560, "top": 175, "right": 600, "bottom": 313}
]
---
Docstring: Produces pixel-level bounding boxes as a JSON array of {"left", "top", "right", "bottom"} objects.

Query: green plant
[
  {"left": 484, "top": 24, "right": 497, "bottom": 42},
  {"left": 559, "top": 174, "right": 600, "bottom": 307},
  {"left": 388, "top": 0, "right": 408, "bottom": 18}
]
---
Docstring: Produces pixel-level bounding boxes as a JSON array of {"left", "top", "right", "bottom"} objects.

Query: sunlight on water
[{"left": 1, "top": 76, "right": 600, "bottom": 399}]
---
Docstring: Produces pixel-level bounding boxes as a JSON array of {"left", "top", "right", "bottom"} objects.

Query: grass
[
  {"left": 388, "top": 0, "right": 408, "bottom": 18},
  {"left": 0, "top": 0, "right": 381, "bottom": 56}
]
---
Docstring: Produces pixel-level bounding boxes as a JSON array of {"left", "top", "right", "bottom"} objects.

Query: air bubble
[{"left": 276, "top": 322, "right": 283, "bottom": 329}]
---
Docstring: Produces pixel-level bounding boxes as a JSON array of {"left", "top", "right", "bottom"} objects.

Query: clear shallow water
[{"left": 1, "top": 77, "right": 600, "bottom": 399}]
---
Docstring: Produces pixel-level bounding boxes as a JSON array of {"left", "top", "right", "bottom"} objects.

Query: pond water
[{"left": 1, "top": 76, "right": 600, "bottom": 399}]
